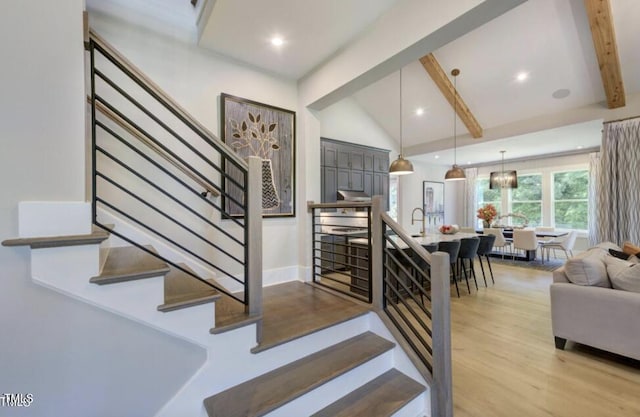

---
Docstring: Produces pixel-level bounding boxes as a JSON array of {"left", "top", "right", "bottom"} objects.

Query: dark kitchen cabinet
[
  {"left": 338, "top": 169, "right": 364, "bottom": 191},
  {"left": 337, "top": 146, "right": 365, "bottom": 171},
  {"left": 321, "top": 137, "right": 389, "bottom": 208},
  {"left": 322, "top": 166, "right": 338, "bottom": 204},
  {"left": 373, "top": 152, "right": 389, "bottom": 173}
]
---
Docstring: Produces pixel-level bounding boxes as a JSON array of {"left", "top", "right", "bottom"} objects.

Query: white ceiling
[
  {"left": 199, "top": 0, "right": 400, "bottom": 79},
  {"left": 87, "top": 0, "right": 639, "bottom": 165}
]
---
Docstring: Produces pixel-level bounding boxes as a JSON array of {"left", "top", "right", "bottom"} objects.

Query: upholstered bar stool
[
  {"left": 437, "top": 240, "right": 461, "bottom": 298},
  {"left": 458, "top": 237, "right": 480, "bottom": 293},
  {"left": 476, "top": 234, "right": 496, "bottom": 286}
]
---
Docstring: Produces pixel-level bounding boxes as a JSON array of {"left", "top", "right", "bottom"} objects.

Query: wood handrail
[
  {"left": 90, "top": 97, "right": 220, "bottom": 198},
  {"left": 380, "top": 212, "right": 433, "bottom": 265},
  {"left": 88, "top": 29, "right": 248, "bottom": 171}
]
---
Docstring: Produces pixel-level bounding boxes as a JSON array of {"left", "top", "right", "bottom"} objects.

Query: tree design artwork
[
  {"left": 229, "top": 112, "right": 281, "bottom": 209},
  {"left": 229, "top": 112, "right": 280, "bottom": 160}
]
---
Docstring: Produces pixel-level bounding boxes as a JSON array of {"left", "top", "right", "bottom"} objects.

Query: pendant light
[
  {"left": 389, "top": 67, "right": 414, "bottom": 175},
  {"left": 489, "top": 150, "right": 518, "bottom": 189},
  {"left": 444, "top": 68, "right": 466, "bottom": 181}
]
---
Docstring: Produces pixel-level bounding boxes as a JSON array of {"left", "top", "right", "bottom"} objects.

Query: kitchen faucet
[{"left": 411, "top": 207, "right": 426, "bottom": 236}]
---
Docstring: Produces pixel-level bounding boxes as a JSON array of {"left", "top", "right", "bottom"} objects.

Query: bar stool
[
  {"left": 437, "top": 240, "right": 462, "bottom": 298},
  {"left": 458, "top": 237, "right": 480, "bottom": 294},
  {"left": 476, "top": 234, "right": 496, "bottom": 286},
  {"left": 411, "top": 243, "right": 437, "bottom": 303}
]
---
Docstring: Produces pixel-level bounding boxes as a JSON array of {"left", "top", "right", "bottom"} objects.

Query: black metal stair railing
[{"left": 87, "top": 30, "right": 255, "bottom": 306}]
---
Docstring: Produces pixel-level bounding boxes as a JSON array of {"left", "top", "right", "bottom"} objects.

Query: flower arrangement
[{"left": 477, "top": 203, "right": 498, "bottom": 225}]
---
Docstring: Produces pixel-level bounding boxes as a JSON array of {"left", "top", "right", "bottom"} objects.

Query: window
[
  {"left": 553, "top": 170, "right": 588, "bottom": 230},
  {"left": 510, "top": 173, "right": 542, "bottom": 227},
  {"left": 475, "top": 164, "right": 589, "bottom": 231},
  {"left": 476, "top": 178, "right": 501, "bottom": 227}
]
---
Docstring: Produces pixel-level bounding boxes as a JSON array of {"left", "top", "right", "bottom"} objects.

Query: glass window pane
[
  {"left": 477, "top": 178, "right": 501, "bottom": 206},
  {"left": 554, "top": 201, "right": 588, "bottom": 229},
  {"left": 512, "top": 202, "right": 542, "bottom": 227},
  {"left": 512, "top": 174, "right": 542, "bottom": 201},
  {"left": 554, "top": 171, "right": 588, "bottom": 199}
]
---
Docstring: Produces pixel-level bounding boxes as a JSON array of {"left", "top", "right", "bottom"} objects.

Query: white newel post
[
  {"left": 371, "top": 195, "right": 384, "bottom": 311},
  {"left": 246, "top": 157, "right": 263, "bottom": 321},
  {"left": 430, "top": 251, "right": 453, "bottom": 417}
]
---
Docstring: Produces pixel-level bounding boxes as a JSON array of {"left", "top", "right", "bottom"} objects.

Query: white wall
[
  {"left": 319, "top": 97, "right": 399, "bottom": 153},
  {"left": 0, "top": 2, "right": 205, "bottom": 416},
  {"left": 398, "top": 160, "right": 455, "bottom": 235}
]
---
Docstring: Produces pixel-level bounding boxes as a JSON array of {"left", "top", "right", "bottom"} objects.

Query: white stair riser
[{"left": 32, "top": 244, "right": 100, "bottom": 279}]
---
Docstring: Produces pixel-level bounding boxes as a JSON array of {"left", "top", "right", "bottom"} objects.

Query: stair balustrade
[
  {"left": 87, "top": 30, "right": 262, "bottom": 315},
  {"left": 307, "top": 195, "right": 453, "bottom": 417}
]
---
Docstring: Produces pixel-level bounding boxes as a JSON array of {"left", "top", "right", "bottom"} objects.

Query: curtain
[
  {"left": 463, "top": 167, "right": 478, "bottom": 228},
  {"left": 588, "top": 152, "right": 600, "bottom": 246},
  {"left": 597, "top": 118, "right": 640, "bottom": 245}
]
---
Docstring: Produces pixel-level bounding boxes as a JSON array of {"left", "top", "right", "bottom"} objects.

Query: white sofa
[{"left": 550, "top": 242, "right": 640, "bottom": 361}]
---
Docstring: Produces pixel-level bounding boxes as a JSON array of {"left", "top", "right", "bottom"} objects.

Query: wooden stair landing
[
  {"left": 203, "top": 332, "right": 395, "bottom": 417},
  {"left": 211, "top": 281, "right": 371, "bottom": 352}
]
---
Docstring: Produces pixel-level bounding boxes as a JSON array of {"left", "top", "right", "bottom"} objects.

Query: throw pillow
[
  {"left": 564, "top": 249, "right": 612, "bottom": 287},
  {"left": 622, "top": 241, "right": 640, "bottom": 256},
  {"left": 609, "top": 248, "right": 631, "bottom": 260},
  {"left": 629, "top": 255, "right": 640, "bottom": 264},
  {"left": 604, "top": 255, "right": 640, "bottom": 293}
]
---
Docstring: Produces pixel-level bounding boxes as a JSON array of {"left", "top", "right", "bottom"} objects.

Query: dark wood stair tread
[
  {"left": 157, "top": 263, "right": 220, "bottom": 312},
  {"left": 310, "top": 369, "right": 425, "bottom": 417},
  {"left": 90, "top": 245, "right": 169, "bottom": 285},
  {"left": 2, "top": 224, "right": 110, "bottom": 249},
  {"left": 203, "top": 332, "right": 395, "bottom": 417}
]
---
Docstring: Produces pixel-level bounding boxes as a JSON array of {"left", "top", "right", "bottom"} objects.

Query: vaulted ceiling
[{"left": 87, "top": 0, "right": 640, "bottom": 165}]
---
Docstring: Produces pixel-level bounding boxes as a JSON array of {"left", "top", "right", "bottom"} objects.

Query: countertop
[{"left": 350, "top": 232, "right": 479, "bottom": 249}]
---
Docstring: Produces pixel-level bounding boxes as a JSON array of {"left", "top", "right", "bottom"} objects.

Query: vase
[
  {"left": 261, "top": 159, "right": 280, "bottom": 209},
  {"left": 483, "top": 220, "right": 491, "bottom": 228}
]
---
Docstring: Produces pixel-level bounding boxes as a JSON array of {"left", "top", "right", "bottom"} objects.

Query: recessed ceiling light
[
  {"left": 415, "top": 108, "right": 424, "bottom": 116},
  {"left": 467, "top": 161, "right": 472, "bottom": 165},
  {"left": 516, "top": 72, "right": 529, "bottom": 82},
  {"left": 271, "top": 36, "right": 284, "bottom": 47},
  {"left": 434, "top": 155, "right": 440, "bottom": 159},
  {"left": 577, "top": 145, "right": 584, "bottom": 150}
]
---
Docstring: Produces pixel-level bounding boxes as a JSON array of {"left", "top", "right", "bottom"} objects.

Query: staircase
[{"left": 4, "top": 211, "right": 429, "bottom": 416}]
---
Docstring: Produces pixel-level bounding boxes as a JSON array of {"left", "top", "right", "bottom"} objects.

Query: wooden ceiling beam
[
  {"left": 584, "top": 0, "right": 625, "bottom": 109},
  {"left": 419, "top": 53, "right": 483, "bottom": 139}
]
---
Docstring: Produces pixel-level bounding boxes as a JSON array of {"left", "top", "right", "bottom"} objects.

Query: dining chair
[
  {"left": 476, "top": 234, "right": 496, "bottom": 286},
  {"left": 437, "top": 240, "right": 462, "bottom": 298},
  {"left": 484, "top": 227, "right": 512, "bottom": 258},
  {"left": 512, "top": 229, "right": 539, "bottom": 260},
  {"left": 540, "top": 230, "right": 577, "bottom": 262},
  {"left": 457, "top": 237, "right": 480, "bottom": 294},
  {"left": 535, "top": 226, "right": 556, "bottom": 243}
]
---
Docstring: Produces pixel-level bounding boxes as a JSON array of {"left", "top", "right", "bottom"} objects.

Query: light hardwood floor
[{"left": 451, "top": 263, "right": 640, "bottom": 417}]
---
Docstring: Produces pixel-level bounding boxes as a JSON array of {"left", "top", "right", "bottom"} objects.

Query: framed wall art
[
  {"left": 423, "top": 181, "right": 445, "bottom": 227},
  {"left": 221, "top": 93, "right": 296, "bottom": 218}
]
